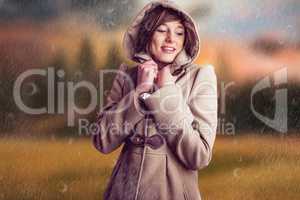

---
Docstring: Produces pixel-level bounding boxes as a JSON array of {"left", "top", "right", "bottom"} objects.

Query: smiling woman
[
  {"left": 149, "top": 20, "right": 185, "bottom": 66},
  {"left": 92, "top": 1, "right": 218, "bottom": 200}
]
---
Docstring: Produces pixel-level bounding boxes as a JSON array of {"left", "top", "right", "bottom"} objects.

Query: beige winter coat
[{"left": 92, "top": 1, "right": 218, "bottom": 200}]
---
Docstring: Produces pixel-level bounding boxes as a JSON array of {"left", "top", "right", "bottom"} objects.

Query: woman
[{"left": 92, "top": 1, "right": 218, "bottom": 200}]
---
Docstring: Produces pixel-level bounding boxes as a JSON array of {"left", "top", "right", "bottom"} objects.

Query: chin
[{"left": 157, "top": 55, "right": 176, "bottom": 64}]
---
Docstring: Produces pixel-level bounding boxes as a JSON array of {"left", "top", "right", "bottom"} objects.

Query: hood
[{"left": 123, "top": 0, "right": 200, "bottom": 74}]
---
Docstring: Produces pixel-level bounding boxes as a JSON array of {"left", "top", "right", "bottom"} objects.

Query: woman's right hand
[{"left": 136, "top": 60, "right": 158, "bottom": 94}]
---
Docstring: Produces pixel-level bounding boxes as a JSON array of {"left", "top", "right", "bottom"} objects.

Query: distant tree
[
  {"left": 101, "top": 42, "right": 124, "bottom": 105},
  {"left": 73, "top": 36, "right": 97, "bottom": 109},
  {"left": 52, "top": 49, "right": 68, "bottom": 72},
  {"left": 252, "top": 37, "right": 286, "bottom": 55},
  {"left": 216, "top": 49, "right": 233, "bottom": 130},
  {"left": 104, "top": 42, "right": 123, "bottom": 70},
  {"left": 49, "top": 49, "right": 69, "bottom": 112},
  {"left": 288, "top": 81, "right": 300, "bottom": 133},
  {"left": 0, "top": 66, "right": 19, "bottom": 132},
  {"left": 77, "top": 36, "right": 96, "bottom": 75}
]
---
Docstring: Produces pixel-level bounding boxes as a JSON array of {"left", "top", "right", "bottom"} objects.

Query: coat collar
[{"left": 133, "top": 48, "right": 192, "bottom": 77}]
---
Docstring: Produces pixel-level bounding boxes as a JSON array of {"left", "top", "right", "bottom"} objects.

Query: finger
[
  {"left": 143, "top": 69, "right": 155, "bottom": 80},
  {"left": 138, "top": 62, "right": 154, "bottom": 68},
  {"left": 139, "top": 64, "right": 155, "bottom": 73},
  {"left": 145, "top": 69, "right": 151, "bottom": 76},
  {"left": 141, "top": 65, "right": 157, "bottom": 72},
  {"left": 143, "top": 60, "right": 157, "bottom": 65},
  {"left": 143, "top": 67, "right": 157, "bottom": 75},
  {"left": 141, "top": 60, "right": 158, "bottom": 69}
]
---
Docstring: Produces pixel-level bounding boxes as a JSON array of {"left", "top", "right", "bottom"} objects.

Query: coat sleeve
[
  {"left": 92, "top": 64, "right": 145, "bottom": 154},
  {"left": 143, "top": 65, "right": 218, "bottom": 170}
]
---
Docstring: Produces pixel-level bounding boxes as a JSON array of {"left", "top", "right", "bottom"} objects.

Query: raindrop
[
  {"left": 107, "top": 8, "right": 114, "bottom": 14},
  {"left": 104, "top": 90, "right": 110, "bottom": 96},
  {"left": 5, "top": 112, "right": 16, "bottom": 129},
  {"left": 121, "top": 0, "right": 128, "bottom": 4},
  {"left": 68, "top": 138, "right": 74, "bottom": 145},
  {"left": 51, "top": 44, "right": 56, "bottom": 51},
  {"left": 238, "top": 156, "right": 243, "bottom": 162},
  {"left": 127, "top": 5, "right": 133, "bottom": 11},
  {"left": 24, "top": 82, "right": 39, "bottom": 96},
  {"left": 278, "top": 39, "right": 285, "bottom": 46},
  {"left": 57, "top": 70, "right": 65, "bottom": 79},
  {"left": 51, "top": 134, "right": 56, "bottom": 141},
  {"left": 58, "top": 182, "right": 68, "bottom": 193},
  {"left": 233, "top": 168, "right": 241, "bottom": 178},
  {"left": 112, "top": 158, "right": 117, "bottom": 166},
  {"left": 73, "top": 71, "right": 83, "bottom": 81},
  {"left": 89, "top": 123, "right": 99, "bottom": 135},
  {"left": 286, "top": 24, "right": 292, "bottom": 30},
  {"left": 232, "top": 116, "right": 237, "bottom": 124},
  {"left": 233, "top": 138, "right": 238, "bottom": 145},
  {"left": 104, "top": 20, "right": 116, "bottom": 28},
  {"left": 254, "top": 174, "right": 260, "bottom": 179},
  {"left": 7, "top": 113, "right": 15, "bottom": 120},
  {"left": 255, "top": 14, "right": 260, "bottom": 19}
]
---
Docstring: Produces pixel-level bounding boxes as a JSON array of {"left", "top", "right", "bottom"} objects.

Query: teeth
[{"left": 162, "top": 47, "right": 175, "bottom": 51}]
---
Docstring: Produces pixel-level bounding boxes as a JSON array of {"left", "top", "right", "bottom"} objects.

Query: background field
[{"left": 0, "top": 134, "right": 299, "bottom": 200}]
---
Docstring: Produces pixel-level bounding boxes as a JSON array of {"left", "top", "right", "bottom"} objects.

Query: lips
[{"left": 161, "top": 46, "right": 176, "bottom": 54}]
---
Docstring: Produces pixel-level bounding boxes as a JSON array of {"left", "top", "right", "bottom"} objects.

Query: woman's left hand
[{"left": 155, "top": 65, "right": 176, "bottom": 89}]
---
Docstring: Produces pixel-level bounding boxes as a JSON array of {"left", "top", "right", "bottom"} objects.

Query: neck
[{"left": 155, "top": 60, "right": 171, "bottom": 70}]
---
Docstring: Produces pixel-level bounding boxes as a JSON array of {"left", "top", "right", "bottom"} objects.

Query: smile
[{"left": 161, "top": 46, "right": 176, "bottom": 53}]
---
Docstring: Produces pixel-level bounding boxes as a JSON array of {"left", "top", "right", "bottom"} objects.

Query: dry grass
[
  {"left": 200, "top": 135, "right": 300, "bottom": 200},
  {"left": 0, "top": 135, "right": 299, "bottom": 200}
]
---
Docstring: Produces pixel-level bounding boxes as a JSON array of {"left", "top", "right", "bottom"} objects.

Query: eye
[
  {"left": 156, "top": 25, "right": 168, "bottom": 33},
  {"left": 175, "top": 28, "right": 185, "bottom": 36},
  {"left": 176, "top": 32, "right": 184, "bottom": 36},
  {"left": 156, "top": 28, "right": 167, "bottom": 33}
]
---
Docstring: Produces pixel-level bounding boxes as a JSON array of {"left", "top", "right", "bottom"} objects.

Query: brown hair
[{"left": 135, "top": 6, "right": 194, "bottom": 57}]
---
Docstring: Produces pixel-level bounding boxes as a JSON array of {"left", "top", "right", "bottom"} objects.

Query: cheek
[
  {"left": 177, "top": 37, "right": 185, "bottom": 50},
  {"left": 150, "top": 36, "right": 162, "bottom": 53}
]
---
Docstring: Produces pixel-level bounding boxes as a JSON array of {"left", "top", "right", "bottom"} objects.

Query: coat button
[
  {"left": 132, "top": 136, "right": 144, "bottom": 145},
  {"left": 192, "top": 120, "right": 200, "bottom": 130}
]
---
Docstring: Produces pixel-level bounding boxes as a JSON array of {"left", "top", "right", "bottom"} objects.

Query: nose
[{"left": 165, "top": 32, "right": 174, "bottom": 43}]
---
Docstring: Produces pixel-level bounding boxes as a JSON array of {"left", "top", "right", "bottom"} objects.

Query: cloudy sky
[
  {"left": 0, "top": 0, "right": 299, "bottom": 41},
  {"left": 140, "top": 0, "right": 300, "bottom": 41}
]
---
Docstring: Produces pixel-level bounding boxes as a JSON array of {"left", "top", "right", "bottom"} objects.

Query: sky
[
  {"left": 140, "top": 0, "right": 300, "bottom": 42},
  {"left": 0, "top": 0, "right": 299, "bottom": 42}
]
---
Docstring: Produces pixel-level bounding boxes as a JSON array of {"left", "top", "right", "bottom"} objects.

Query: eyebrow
[
  {"left": 158, "top": 23, "right": 185, "bottom": 29},
  {"left": 176, "top": 26, "right": 184, "bottom": 30}
]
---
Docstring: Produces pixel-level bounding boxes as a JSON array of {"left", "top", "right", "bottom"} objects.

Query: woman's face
[{"left": 149, "top": 20, "right": 185, "bottom": 65}]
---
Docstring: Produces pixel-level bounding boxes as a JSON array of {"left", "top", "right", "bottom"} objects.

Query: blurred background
[{"left": 0, "top": 0, "right": 299, "bottom": 199}]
